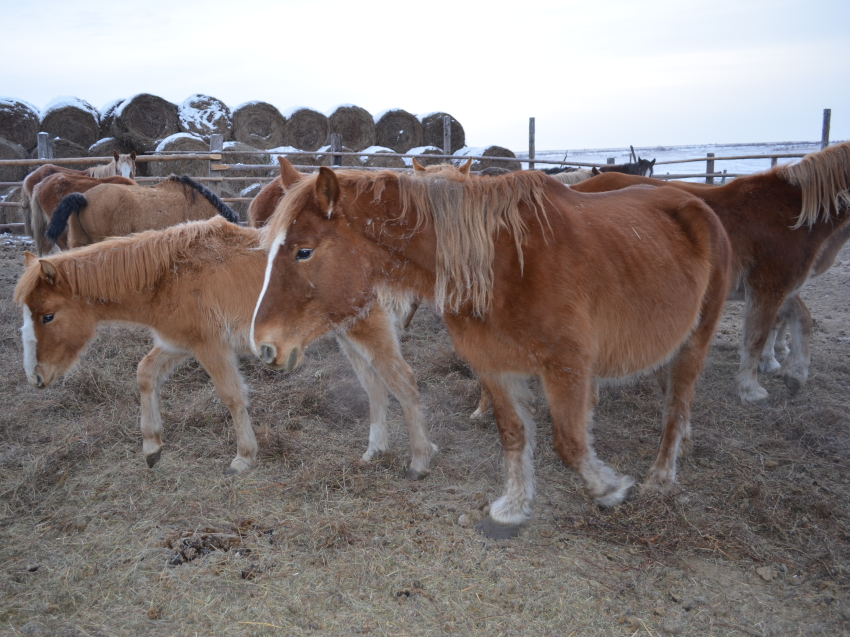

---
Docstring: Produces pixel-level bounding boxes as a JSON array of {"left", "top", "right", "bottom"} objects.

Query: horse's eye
[
  {"left": 295, "top": 248, "right": 314, "bottom": 261},
  {"left": 42, "top": 314, "right": 54, "bottom": 324}
]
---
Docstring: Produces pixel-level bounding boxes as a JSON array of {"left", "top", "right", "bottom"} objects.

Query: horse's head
[
  {"left": 637, "top": 157, "right": 655, "bottom": 177},
  {"left": 15, "top": 253, "right": 97, "bottom": 388},
  {"left": 114, "top": 150, "right": 137, "bottom": 179},
  {"left": 412, "top": 157, "right": 472, "bottom": 179},
  {"left": 251, "top": 168, "right": 379, "bottom": 371}
]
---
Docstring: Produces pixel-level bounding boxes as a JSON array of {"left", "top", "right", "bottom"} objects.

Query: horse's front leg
[
  {"left": 194, "top": 344, "right": 257, "bottom": 475},
  {"left": 137, "top": 345, "right": 188, "bottom": 468}
]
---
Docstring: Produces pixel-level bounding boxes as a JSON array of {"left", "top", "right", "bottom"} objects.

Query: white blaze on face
[
  {"left": 250, "top": 231, "right": 286, "bottom": 355},
  {"left": 21, "top": 304, "right": 38, "bottom": 385},
  {"left": 119, "top": 161, "right": 133, "bottom": 178}
]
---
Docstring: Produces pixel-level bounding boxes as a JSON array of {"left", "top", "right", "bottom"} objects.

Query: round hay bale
[
  {"left": 41, "top": 96, "right": 100, "bottom": 149},
  {"left": 318, "top": 145, "right": 362, "bottom": 168},
  {"left": 179, "top": 94, "right": 232, "bottom": 141},
  {"left": 98, "top": 99, "right": 124, "bottom": 139},
  {"left": 374, "top": 109, "right": 423, "bottom": 153},
  {"left": 360, "top": 146, "right": 404, "bottom": 169},
  {"left": 88, "top": 136, "right": 136, "bottom": 158},
  {"left": 327, "top": 105, "right": 375, "bottom": 152},
  {"left": 112, "top": 93, "right": 180, "bottom": 153},
  {"left": 404, "top": 146, "right": 446, "bottom": 168},
  {"left": 0, "top": 135, "right": 27, "bottom": 182},
  {"left": 28, "top": 137, "right": 91, "bottom": 171},
  {"left": 285, "top": 107, "right": 330, "bottom": 152},
  {"left": 456, "top": 145, "right": 521, "bottom": 172},
  {"left": 149, "top": 133, "right": 209, "bottom": 177},
  {"left": 223, "top": 141, "right": 273, "bottom": 192},
  {"left": 418, "top": 112, "right": 465, "bottom": 154},
  {"left": 0, "top": 98, "right": 40, "bottom": 152},
  {"left": 231, "top": 102, "right": 288, "bottom": 150},
  {"left": 269, "top": 146, "right": 320, "bottom": 169}
]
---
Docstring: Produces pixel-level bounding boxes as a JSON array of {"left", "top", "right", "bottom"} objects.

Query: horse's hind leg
[
  {"left": 137, "top": 345, "right": 189, "bottom": 468},
  {"left": 736, "top": 290, "right": 786, "bottom": 402},
  {"left": 341, "top": 306, "right": 437, "bottom": 480},
  {"left": 759, "top": 319, "right": 785, "bottom": 374},
  {"left": 193, "top": 345, "right": 257, "bottom": 475},
  {"left": 778, "top": 294, "right": 812, "bottom": 396},
  {"left": 470, "top": 384, "right": 491, "bottom": 419}
]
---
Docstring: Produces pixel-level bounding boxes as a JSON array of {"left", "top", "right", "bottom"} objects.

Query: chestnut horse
[
  {"left": 42, "top": 175, "right": 239, "bottom": 253},
  {"left": 571, "top": 140, "right": 850, "bottom": 401},
  {"left": 14, "top": 217, "right": 437, "bottom": 476},
  {"left": 30, "top": 173, "right": 136, "bottom": 255},
  {"left": 248, "top": 157, "right": 305, "bottom": 228},
  {"left": 251, "top": 167, "right": 730, "bottom": 538},
  {"left": 22, "top": 151, "right": 137, "bottom": 238}
]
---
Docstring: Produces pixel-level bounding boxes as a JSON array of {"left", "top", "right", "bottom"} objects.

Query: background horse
[
  {"left": 572, "top": 140, "right": 850, "bottom": 401},
  {"left": 42, "top": 175, "right": 239, "bottom": 253},
  {"left": 248, "top": 157, "right": 304, "bottom": 228},
  {"left": 30, "top": 173, "right": 136, "bottom": 255},
  {"left": 15, "top": 217, "right": 437, "bottom": 477},
  {"left": 21, "top": 151, "right": 137, "bottom": 237},
  {"left": 251, "top": 167, "right": 730, "bottom": 538}
]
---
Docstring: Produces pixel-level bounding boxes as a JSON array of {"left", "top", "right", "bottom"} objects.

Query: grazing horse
[
  {"left": 248, "top": 157, "right": 305, "bottom": 228},
  {"left": 22, "top": 151, "right": 137, "bottom": 237},
  {"left": 251, "top": 167, "right": 730, "bottom": 538},
  {"left": 572, "top": 140, "right": 850, "bottom": 401},
  {"left": 42, "top": 175, "right": 239, "bottom": 253},
  {"left": 30, "top": 173, "right": 136, "bottom": 255},
  {"left": 14, "top": 217, "right": 437, "bottom": 476}
]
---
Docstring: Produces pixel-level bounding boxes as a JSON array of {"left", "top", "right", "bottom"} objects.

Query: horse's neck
[{"left": 87, "top": 161, "right": 116, "bottom": 178}]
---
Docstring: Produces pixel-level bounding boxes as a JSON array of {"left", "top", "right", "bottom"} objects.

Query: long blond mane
[
  {"left": 15, "top": 217, "right": 257, "bottom": 304},
  {"left": 777, "top": 140, "right": 850, "bottom": 227},
  {"left": 264, "top": 170, "right": 551, "bottom": 316}
]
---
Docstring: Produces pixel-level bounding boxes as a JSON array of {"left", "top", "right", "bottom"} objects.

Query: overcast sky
[{"left": 4, "top": 0, "right": 848, "bottom": 151}]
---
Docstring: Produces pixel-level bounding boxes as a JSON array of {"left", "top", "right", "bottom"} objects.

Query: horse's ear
[
  {"left": 24, "top": 251, "right": 38, "bottom": 267},
  {"left": 412, "top": 158, "right": 425, "bottom": 173},
  {"left": 316, "top": 167, "right": 341, "bottom": 219},
  {"left": 458, "top": 158, "right": 472, "bottom": 176},
  {"left": 38, "top": 259, "right": 58, "bottom": 285},
  {"left": 113, "top": 150, "right": 119, "bottom": 161},
  {"left": 130, "top": 151, "right": 136, "bottom": 160},
  {"left": 592, "top": 167, "right": 600, "bottom": 176},
  {"left": 277, "top": 156, "right": 303, "bottom": 189},
  {"left": 650, "top": 159, "right": 656, "bottom": 167}
]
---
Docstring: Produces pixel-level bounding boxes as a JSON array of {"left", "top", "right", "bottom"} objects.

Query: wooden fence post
[
  {"left": 37, "top": 132, "right": 54, "bottom": 160},
  {"left": 607, "top": 157, "right": 615, "bottom": 165},
  {"left": 528, "top": 117, "right": 535, "bottom": 171},
  {"left": 330, "top": 133, "right": 342, "bottom": 167},
  {"left": 822, "top": 108, "right": 831, "bottom": 149},
  {"left": 706, "top": 153, "right": 715, "bottom": 185},
  {"left": 771, "top": 157, "right": 778, "bottom": 168},
  {"left": 443, "top": 115, "right": 452, "bottom": 161},
  {"left": 208, "top": 134, "right": 223, "bottom": 197}
]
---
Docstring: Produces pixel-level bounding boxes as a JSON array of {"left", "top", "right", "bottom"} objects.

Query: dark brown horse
[
  {"left": 250, "top": 167, "right": 730, "bottom": 538},
  {"left": 572, "top": 140, "right": 850, "bottom": 401}
]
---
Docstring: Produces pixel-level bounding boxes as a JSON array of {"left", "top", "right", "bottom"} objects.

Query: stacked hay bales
[
  {"left": 374, "top": 109, "right": 423, "bottom": 153},
  {"left": 318, "top": 145, "right": 362, "bottom": 168},
  {"left": 149, "top": 133, "right": 209, "bottom": 177},
  {"left": 0, "top": 136, "right": 28, "bottom": 182},
  {"left": 405, "top": 146, "right": 447, "bottom": 168},
  {"left": 361, "top": 146, "right": 404, "bottom": 169},
  {"left": 231, "top": 102, "right": 288, "bottom": 150},
  {"left": 419, "top": 112, "right": 465, "bottom": 154},
  {"left": 0, "top": 98, "right": 40, "bottom": 152},
  {"left": 179, "top": 94, "right": 232, "bottom": 141},
  {"left": 285, "top": 107, "right": 330, "bottom": 152},
  {"left": 456, "top": 145, "right": 521, "bottom": 172},
  {"left": 89, "top": 137, "right": 135, "bottom": 158},
  {"left": 98, "top": 99, "right": 124, "bottom": 140},
  {"left": 40, "top": 96, "right": 100, "bottom": 149},
  {"left": 111, "top": 93, "right": 180, "bottom": 153},
  {"left": 328, "top": 105, "right": 375, "bottom": 152}
]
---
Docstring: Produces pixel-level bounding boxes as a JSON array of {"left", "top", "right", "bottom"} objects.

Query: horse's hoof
[
  {"left": 784, "top": 375, "right": 802, "bottom": 396},
  {"left": 593, "top": 475, "right": 636, "bottom": 508},
  {"left": 145, "top": 450, "right": 161, "bottom": 468},
  {"left": 476, "top": 517, "right": 521, "bottom": 540},
  {"left": 406, "top": 468, "right": 428, "bottom": 481},
  {"left": 223, "top": 467, "right": 239, "bottom": 476}
]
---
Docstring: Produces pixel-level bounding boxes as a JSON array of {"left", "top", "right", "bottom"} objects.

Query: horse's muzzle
[{"left": 257, "top": 343, "right": 301, "bottom": 371}]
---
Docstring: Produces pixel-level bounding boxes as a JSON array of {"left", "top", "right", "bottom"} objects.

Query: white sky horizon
[{"left": 3, "top": 0, "right": 848, "bottom": 151}]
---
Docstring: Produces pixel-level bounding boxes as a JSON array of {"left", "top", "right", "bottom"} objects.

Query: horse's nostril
[{"left": 259, "top": 344, "right": 276, "bottom": 365}]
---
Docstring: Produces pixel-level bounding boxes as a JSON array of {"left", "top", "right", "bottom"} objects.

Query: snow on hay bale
[
  {"left": 419, "top": 112, "right": 465, "bottom": 154},
  {"left": 361, "top": 146, "right": 404, "bottom": 169},
  {"left": 89, "top": 137, "right": 135, "bottom": 158},
  {"left": 179, "top": 94, "right": 232, "bottom": 141},
  {"left": 0, "top": 98, "right": 40, "bottom": 152},
  {"left": 149, "top": 133, "right": 209, "bottom": 177},
  {"left": 231, "top": 102, "right": 288, "bottom": 150},
  {"left": 0, "top": 136, "right": 28, "bottom": 182},
  {"left": 98, "top": 99, "right": 124, "bottom": 140},
  {"left": 374, "top": 108, "right": 423, "bottom": 154},
  {"left": 285, "top": 107, "right": 330, "bottom": 152},
  {"left": 112, "top": 93, "right": 180, "bottom": 153},
  {"left": 404, "top": 146, "right": 446, "bottom": 168},
  {"left": 454, "top": 145, "right": 521, "bottom": 172},
  {"left": 40, "top": 96, "right": 100, "bottom": 149},
  {"left": 318, "top": 145, "right": 362, "bottom": 168},
  {"left": 327, "top": 104, "right": 375, "bottom": 152}
]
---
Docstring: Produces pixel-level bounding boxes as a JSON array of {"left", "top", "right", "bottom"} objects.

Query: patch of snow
[
  {"left": 416, "top": 112, "right": 441, "bottom": 122},
  {"left": 41, "top": 96, "right": 99, "bottom": 120},
  {"left": 402, "top": 146, "right": 445, "bottom": 166},
  {"left": 99, "top": 98, "right": 124, "bottom": 117},
  {"left": 281, "top": 106, "right": 311, "bottom": 118},
  {"left": 155, "top": 132, "right": 205, "bottom": 152},
  {"left": 233, "top": 100, "right": 264, "bottom": 111},
  {"left": 373, "top": 108, "right": 406, "bottom": 123},
  {"left": 325, "top": 104, "right": 360, "bottom": 116},
  {"left": 179, "top": 95, "right": 231, "bottom": 136},
  {"left": 360, "top": 146, "right": 395, "bottom": 162},
  {"left": 0, "top": 97, "right": 40, "bottom": 114}
]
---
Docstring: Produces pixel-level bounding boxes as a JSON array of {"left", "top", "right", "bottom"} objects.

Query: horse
[
  {"left": 248, "top": 157, "right": 304, "bottom": 228},
  {"left": 30, "top": 173, "right": 136, "bottom": 255},
  {"left": 22, "top": 151, "right": 137, "bottom": 237},
  {"left": 250, "top": 167, "right": 731, "bottom": 538},
  {"left": 42, "top": 175, "right": 239, "bottom": 254},
  {"left": 571, "top": 140, "right": 850, "bottom": 402},
  {"left": 14, "top": 216, "right": 437, "bottom": 477}
]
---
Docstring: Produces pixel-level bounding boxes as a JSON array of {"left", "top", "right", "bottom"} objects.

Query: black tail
[
  {"left": 44, "top": 193, "right": 88, "bottom": 249},
  {"left": 167, "top": 175, "right": 239, "bottom": 223}
]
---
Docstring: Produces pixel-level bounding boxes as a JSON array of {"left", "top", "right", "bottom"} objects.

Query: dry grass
[{"left": 1, "top": 236, "right": 849, "bottom": 636}]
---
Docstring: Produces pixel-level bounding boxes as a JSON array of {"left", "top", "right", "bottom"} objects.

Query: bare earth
[{"left": 0, "top": 233, "right": 848, "bottom": 637}]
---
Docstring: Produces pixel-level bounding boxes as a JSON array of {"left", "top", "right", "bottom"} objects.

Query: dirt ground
[{"left": 0, "top": 232, "right": 848, "bottom": 637}]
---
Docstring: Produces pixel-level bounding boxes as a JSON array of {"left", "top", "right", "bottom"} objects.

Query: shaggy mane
[
  {"left": 776, "top": 140, "right": 850, "bottom": 227},
  {"left": 15, "top": 217, "right": 258, "bottom": 305},
  {"left": 263, "top": 169, "right": 551, "bottom": 316}
]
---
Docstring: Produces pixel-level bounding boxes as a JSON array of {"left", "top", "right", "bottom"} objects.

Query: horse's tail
[
  {"left": 168, "top": 175, "right": 239, "bottom": 223},
  {"left": 30, "top": 183, "right": 50, "bottom": 256},
  {"left": 44, "top": 193, "right": 87, "bottom": 253}
]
